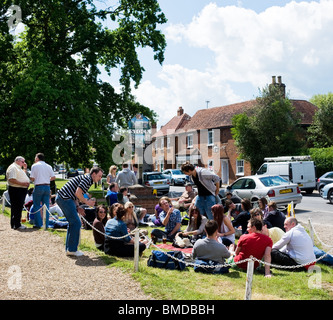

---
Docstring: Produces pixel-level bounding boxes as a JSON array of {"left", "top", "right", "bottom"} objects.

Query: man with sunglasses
[{"left": 6, "top": 156, "right": 30, "bottom": 230}]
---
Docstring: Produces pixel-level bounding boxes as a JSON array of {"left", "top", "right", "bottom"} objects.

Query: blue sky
[
  {"left": 115, "top": 0, "right": 333, "bottom": 128},
  {"left": 11, "top": 1, "right": 333, "bottom": 128}
]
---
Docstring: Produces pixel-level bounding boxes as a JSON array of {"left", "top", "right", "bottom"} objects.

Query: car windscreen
[
  {"left": 147, "top": 174, "right": 164, "bottom": 181},
  {"left": 259, "top": 176, "right": 288, "bottom": 187},
  {"left": 172, "top": 170, "right": 183, "bottom": 175}
]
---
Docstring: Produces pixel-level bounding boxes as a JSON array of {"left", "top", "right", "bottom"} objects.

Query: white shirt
[
  {"left": 30, "top": 161, "right": 55, "bottom": 185},
  {"left": 272, "top": 224, "right": 315, "bottom": 265}
]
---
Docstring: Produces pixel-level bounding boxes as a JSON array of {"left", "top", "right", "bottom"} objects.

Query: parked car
[
  {"left": 58, "top": 166, "right": 66, "bottom": 174},
  {"left": 162, "top": 169, "right": 189, "bottom": 186},
  {"left": 320, "top": 182, "right": 333, "bottom": 204},
  {"left": 219, "top": 175, "right": 302, "bottom": 209},
  {"left": 66, "top": 168, "right": 79, "bottom": 178},
  {"left": 316, "top": 171, "right": 333, "bottom": 192},
  {"left": 76, "top": 168, "right": 84, "bottom": 175},
  {"left": 143, "top": 172, "right": 170, "bottom": 194}
]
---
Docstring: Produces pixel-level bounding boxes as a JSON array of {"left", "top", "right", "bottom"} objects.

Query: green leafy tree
[
  {"left": 231, "top": 85, "right": 304, "bottom": 172},
  {"left": 307, "top": 93, "right": 333, "bottom": 148},
  {"left": 0, "top": 0, "right": 166, "bottom": 170}
]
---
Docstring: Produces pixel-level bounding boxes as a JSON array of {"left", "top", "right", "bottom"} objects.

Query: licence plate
[
  {"left": 154, "top": 181, "right": 163, "bottom": 184},
  {"left": 280, "top": 188, "right": 292, "bottom": 194}
]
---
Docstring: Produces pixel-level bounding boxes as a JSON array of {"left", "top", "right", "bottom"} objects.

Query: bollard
[
  {"left": 244, "top": 257, "right": 254, "bottom": 300},
  {"left": 134, "top": 228, "right": 140, "bottom": 272},
  {"left": 42, "top": 205, "right": 47, "bottom": 230}
]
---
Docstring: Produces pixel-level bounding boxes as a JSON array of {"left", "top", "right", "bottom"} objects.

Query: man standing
[
  {"left": 30, "top": 153, "right": 55, "bottom": 229},
  {"left": 115, "top": 163, "right": 137, "bottom": 188},
  {"left": 271, "top": 217, "right": 316, "bottom": 270},
  {"left": 6, "top": 156, "right": 30, "bottom": 230},
  {"left": 181, "top": 162, "right": 220, "bottom": 219},
  {"left": 56, "top": 167, "right": 103, "bottom": 256}
]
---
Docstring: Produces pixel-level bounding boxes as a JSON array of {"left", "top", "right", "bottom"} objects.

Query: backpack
[
  {"left": 147, "top": 250, "right": 186, "bottom": 271},
  {"left": 194, "top": 259, "right": 229, "bottom": 274}
]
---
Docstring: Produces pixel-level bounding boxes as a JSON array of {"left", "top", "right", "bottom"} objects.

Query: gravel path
[{"left": 0, "top": 214, "right": 151, "bottom": 300}]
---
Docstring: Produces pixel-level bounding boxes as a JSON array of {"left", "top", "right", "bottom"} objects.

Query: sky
[
  {"left": 115, "top": 0, "right": 333, "bottom": 129},
  {"left": 12, "top": 0, "right": 333, "bottom": 129}
]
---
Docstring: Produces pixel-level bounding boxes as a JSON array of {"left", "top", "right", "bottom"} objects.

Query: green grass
[{"left": 1, "top": 176, "right": 332, "bottom": 300}]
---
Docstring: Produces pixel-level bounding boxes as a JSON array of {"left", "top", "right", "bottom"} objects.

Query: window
[
  {"left": 160, "top": 138, "right": 164, "bottom": 150},
  {"left": 187, "top": 134, "right": 193, "bottom": 148},
  {"left": 167, "top": 137, "right": 170, "bottom": 149},
  {"left": 236, "top": 159, "right": 244, "bottom": 176},
  {"left": 208, "top": 129, "right": 214, "bottom": 146}
]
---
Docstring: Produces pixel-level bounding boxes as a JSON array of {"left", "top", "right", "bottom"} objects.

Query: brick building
[{"left": 152, "top": 77, "right": 317, "bottom": 185}]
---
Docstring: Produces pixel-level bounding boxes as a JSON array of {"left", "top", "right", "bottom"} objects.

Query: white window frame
[
  {"left": 187, "top": 134, "right": 193, "bottom": 149},
  {"left": 236, "top": 159, "right": 245, "bottom": 176},
  {"left": 208, "top": 129, "right": 214, "bottom": 146},
  {"left": 160, "top": 138, "right": 164, "bottom": 150}
]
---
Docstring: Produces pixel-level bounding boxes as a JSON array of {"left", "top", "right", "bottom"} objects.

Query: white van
[{"left": 256, "top": 156, "right": 316, "bottom": 194}]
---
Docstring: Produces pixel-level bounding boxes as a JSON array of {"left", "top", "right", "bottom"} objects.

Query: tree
[
  {"left": 231, "top": 84, "right": 304, "bottom": 172},
  {"left": 0, "top": 0, "right": 166, "bottom": 170},
  {"left": 307, "top": 93, "right": 333, "bottom": 148}
]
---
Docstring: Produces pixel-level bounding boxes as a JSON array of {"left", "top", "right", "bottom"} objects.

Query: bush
[{"left": 309, "top": 147, "right": 333, "bottom": 177}]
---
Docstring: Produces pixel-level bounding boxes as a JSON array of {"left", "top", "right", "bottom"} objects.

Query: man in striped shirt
[{"left": 56, "top": 167, "right": 103, "bottom": 256}]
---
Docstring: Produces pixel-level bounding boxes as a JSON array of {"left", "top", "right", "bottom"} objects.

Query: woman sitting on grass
[{"left": 104, "top": 205, "right": 147, "bottom": 257}]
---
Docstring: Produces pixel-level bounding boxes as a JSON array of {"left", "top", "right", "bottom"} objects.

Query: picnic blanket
[{"left": 155, "top": 243, "right": 193, "bottom": 254}]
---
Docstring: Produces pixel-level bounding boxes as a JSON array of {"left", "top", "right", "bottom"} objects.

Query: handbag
[{"left": 147, "top": 250, "right": 186, "bottom": 270}]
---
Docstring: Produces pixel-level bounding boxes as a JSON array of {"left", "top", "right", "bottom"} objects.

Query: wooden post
[
  {"left": 244, "top": 257, "right": 254, "bottom": 300},
  {"left": 2, "top": 196, "right": 5, "bottom": 213},
  {"left": 308, "top": 218, "right": 314, "bottom": 244},
  {"left": 42, "top": 205, "right": 47, "bottom": 230},
  {"left": 134, "top": 228, "right": 140, "bottom": 272}
]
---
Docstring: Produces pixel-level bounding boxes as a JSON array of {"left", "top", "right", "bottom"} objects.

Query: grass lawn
[{"left": 1, "top": 176, "right": 332, "bottom": 300}]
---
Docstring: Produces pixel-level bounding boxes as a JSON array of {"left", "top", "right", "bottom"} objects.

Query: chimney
[
  {"left": 177, "top": 106, "right": 184, "bottom": 116},
  {"left": 269, "top": 75, "right": 286, "bottom": 98}
]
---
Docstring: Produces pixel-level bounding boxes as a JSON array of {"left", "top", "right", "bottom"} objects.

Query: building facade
[{"left": 152, "top": 77, "right": 317, "bottom": 185}]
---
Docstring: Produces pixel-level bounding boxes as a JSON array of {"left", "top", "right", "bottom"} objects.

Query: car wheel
[{"left": 328, "top": 189, "right": 333, "bottom": 204}]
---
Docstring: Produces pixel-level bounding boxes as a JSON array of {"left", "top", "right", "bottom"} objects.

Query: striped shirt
[{"left": 57, "top": 174, "right": 93, "bottom": 200}]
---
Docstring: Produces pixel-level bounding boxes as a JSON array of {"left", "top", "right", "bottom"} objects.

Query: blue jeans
[
  {"left": 195, "top": 194, "right": 216, "bottom": 220},
  {"left": 56, "top": 195, "right": 81, "bottom": 252},
  {"left": 33, "top": 185, "right": 50, "bottom": 228}
]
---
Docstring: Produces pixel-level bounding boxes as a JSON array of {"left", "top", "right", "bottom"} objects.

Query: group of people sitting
[{"left": 92, "top": 185, "right": 333, "bottom": 275}]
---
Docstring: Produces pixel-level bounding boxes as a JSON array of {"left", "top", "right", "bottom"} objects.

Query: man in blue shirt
[
  {"left": 106, "top": 182, "right": 119, "bottom": 206},
  {"left": 151, "top": 197, "right": 181, "bottom": 242}
]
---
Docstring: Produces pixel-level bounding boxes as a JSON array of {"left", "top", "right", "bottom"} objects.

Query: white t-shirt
[
  {"left": 30, "top": 161, "right": 55, "bottom": 185},
  {"left": 272, "top": 224, "right": 315, "bottom": 265}
]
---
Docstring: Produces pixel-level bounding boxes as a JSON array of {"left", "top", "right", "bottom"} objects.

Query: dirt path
[{"left": 0, "top": 214, "right": 150, "bottom": 300}]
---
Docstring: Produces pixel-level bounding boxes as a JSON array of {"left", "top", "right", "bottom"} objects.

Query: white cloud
[{"left": 135, "top": 0, "right": 333, "bottom": 127}]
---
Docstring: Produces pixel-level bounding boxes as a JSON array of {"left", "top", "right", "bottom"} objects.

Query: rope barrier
[{"left": 1, "top": 195, "right": 332, "bottom": 270}]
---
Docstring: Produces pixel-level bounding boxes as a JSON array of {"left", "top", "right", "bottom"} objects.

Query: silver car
[
  {"left": 143, "top": 172, "right": 170, "bottom": 195},
  {"left": 162, "top": 169, "right": 190, "bottom": 186},
  {"left": 320, "top": 182, "right": 333, "bottom": 204},
  {"left": 219, "top": 175, "right": 302, "bottom": 209}
]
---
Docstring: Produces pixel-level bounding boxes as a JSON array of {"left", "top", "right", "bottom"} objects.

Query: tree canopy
[
  {"left": 0, "top": 0, "right": 167, "bottom": 170},
  {"left": 307, "top": 92, "right": 333, "bottom": 148},
  {"left": 231, "top": 85, "right": 304, "bottom": 172}
]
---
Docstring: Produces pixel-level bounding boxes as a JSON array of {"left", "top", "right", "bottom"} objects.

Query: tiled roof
[
  {"left": 154, "top": 99, "right": 317, "bottom": 137},
  {"left": 182, "top": 99, "right": 317, "bottom": 131},
  {"left": 153, "top": 113, "right": 191, "bottom": 138}
]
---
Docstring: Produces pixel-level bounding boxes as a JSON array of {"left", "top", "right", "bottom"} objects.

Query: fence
[{"left": 1, "top": 194, "right": 332, "bottom": 300}]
